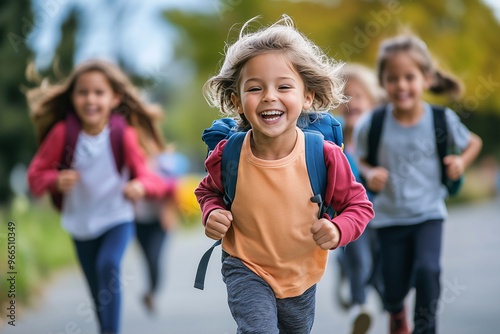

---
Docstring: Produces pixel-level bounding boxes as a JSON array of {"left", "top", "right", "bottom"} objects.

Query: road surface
[{"left": 2, "top": 199, "right": 499, "bottom": 334}]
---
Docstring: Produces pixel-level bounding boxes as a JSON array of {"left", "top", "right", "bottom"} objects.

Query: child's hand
[
  {"left": 123, "top": 179, "right": 146, "bottom": 202},
  {"left": 443, "top": 155, "right": 464, "bottom": 181},
  {"left": 311, "top": 218, "right": 340, "bottom": 250},
  {"left": 56, "top": 170, "right": 80, "bottom": 193},
  {"left": 205, "top": 209, "right": 232, "bottom": 240},
  {"left": 367, "top": 167, "right": 389, "bottom": 192}
]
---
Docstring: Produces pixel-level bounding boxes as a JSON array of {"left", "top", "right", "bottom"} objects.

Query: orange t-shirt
[{"left": 222, "top": 129, "right": 328, "bottom": 298}]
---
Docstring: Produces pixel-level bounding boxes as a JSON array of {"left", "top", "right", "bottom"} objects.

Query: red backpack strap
[
  {"left": 109, "top": 112, "right": 126, "bottom": 174},
  {"left": 61, "top": 111, "right": 81, "bottom": 169},
  {"left": 51, "top": 111, "right": 81, "bottom": 210},
  {"left": 52, "top": 112, "right": 126, "bottom": 210}
]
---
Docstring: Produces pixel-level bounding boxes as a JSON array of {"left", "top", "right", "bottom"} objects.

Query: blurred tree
[
  {"left": 1, "top": 0, "right": 499, "bottom": 204},
  {"left": 0, "top": 0, "right": 36, "bottom": 204},
  {"left": 0, "top": 1, "right": 77, "bottom": 204},
  {"left": 163, "top": 0, "right": 500, "bottom": 164}
]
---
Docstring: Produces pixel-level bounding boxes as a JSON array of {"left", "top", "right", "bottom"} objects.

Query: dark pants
[
  {"left": 222, "top": 257, "right": 316, "bottom": 334},
  {"left": 377, "top": 219, "right": 443, "bottom": 334},
  {"left": 337, "top": 227, "right": 384, "bottom": 305},
  {"left": 135, "top": 220, "right": 167, "bottom": 293},
  {"left": 74, "top": 222, "right": 135, "bottom": 334}
]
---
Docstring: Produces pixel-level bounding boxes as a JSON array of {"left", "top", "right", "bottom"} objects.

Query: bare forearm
[{"left": 461, "top": 132, "right": 482, "bottom": 169}]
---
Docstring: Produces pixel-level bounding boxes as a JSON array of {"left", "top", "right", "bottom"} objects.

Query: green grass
[{"left": 0, "top": 197, "right": 76, "bottom": 305}]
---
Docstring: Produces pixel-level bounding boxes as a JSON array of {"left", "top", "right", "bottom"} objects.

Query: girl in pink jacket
[{"left": 26, "top": 59, "right": 170, "bottom": 334}]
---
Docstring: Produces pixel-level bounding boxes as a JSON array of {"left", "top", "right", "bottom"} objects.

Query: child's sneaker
[
  {"left": 350, "top": 307, "right": 371, "bottom": 334},
  {"left": 389, "top": 306, "right": 410, "bottom": 334},
  {"left": 142, "top": 292, "right": 155, "bottom": 313}
]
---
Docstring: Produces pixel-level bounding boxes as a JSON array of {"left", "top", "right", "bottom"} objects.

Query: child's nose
[
  {"left": 86, "top": 93, "right": 98, "bottom": 103},
  {"left": 396, "top": 78, "right": 406, "bottom": 89},
  {"left": 262, "top": 88, "right": 278, "bottom": 102}
]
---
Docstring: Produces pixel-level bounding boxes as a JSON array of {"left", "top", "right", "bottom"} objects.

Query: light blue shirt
[{"left": 354, "top": 103, "right": 470, "bottom": 228}]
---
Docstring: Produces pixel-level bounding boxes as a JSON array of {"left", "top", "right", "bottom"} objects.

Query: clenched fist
[
  {"left": 123, "top": 179, "right": 146, "bottom": 202},
  {"left": 311, "top": 218, "right": 340, "bottom": 250},
  {"left": 56, "top": 169, "right": 80, "bottom": 193},
  {"left": 366, "top": 166, "right": 389, "bottom": 192},
  {"left": 205, "top": 209, "right": 233, "bottom": 240}
]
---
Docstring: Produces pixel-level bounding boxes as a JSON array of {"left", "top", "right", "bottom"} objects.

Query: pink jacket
[{"left": 27, "top": 121, "right": 170, "bottom": 208}]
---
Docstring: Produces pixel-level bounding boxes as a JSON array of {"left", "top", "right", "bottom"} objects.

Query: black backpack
[{"left": 365, "top": 105, "right": 463, "bottom": 196}]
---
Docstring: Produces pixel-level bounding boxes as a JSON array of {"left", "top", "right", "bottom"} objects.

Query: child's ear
[
  {"left": 112, "top": 93, "right": 123, "bottom": 109},
  {"left": 231, "top": 93, "right": 243, "bottom": 114},
  {"left": 303, "top": 90, "right": 315, "bottom": 110},
  {"left": 423, "top": 72, "right": 433, "bottom": 90}
]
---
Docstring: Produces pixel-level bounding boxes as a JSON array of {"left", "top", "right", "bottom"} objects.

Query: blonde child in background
[
  {"left": 354, "top": 34, "right": 482, "bottom": 334},
  {"left": 27, "top": 60, "right": 171, "bottom": 334},
  {"left": 335, "top": 63, "right": 386, "bottom": 334},
  {"left": 195, "top": 15, "right": 374, "bottom": 333},
  {"left": 134, "top": 139, "right": 188, "bottom": 312}
]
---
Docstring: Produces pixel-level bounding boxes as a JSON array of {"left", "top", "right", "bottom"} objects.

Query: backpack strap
[
  {"left": 51, "top": 111, "right": 81, "bottom": 210},
  {"left": 431, "top": 105, "right": 464, "bottom": 195},
  {"left": 61, "top": 111, "right": 81, "bottom": 170},
  {"left": 109, "top": 113, "right": 126, "bottom": 174},
  {"left": 194, "top": 239, "right": 221, "bottom": 290},
  {"left": 366, "top": 106, "right": 387, "bottom": 168},
  {"left": 304, "top": 131, "right": 336, "bottom": 218},
  {"left": 431, "top": 105, "right": 448, "bottom": 187},
  {"left": 220, "top": 131, "right": 246, "bottom": 209},
  {"left": 194, "top": 132, "right": 245, "bottom": 290}
]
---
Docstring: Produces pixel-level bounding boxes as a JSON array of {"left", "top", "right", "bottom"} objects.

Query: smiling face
[
  {"left": 231, "top": 52, "right": 314, "bottom": 147},
  {"left": 71, "top": 71, "right": 121, "bottom": 135},
  {"left": 381, "top": 51, "right": 431, "bottom": 115}
]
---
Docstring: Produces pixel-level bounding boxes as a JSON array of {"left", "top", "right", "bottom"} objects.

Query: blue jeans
[
  {"left": 135, "top": 220, "right": 167, "bottom": 293},
  {"left": 222, "top": 257, "right": 316, "bottom": 334},
  {"left": 73, "top": 222, "right": 135, "bottom": 334},
  {"left": 377, "top": 219, "right": 443, "bottom": 334}
]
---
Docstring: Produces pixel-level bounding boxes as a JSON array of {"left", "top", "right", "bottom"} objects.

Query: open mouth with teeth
[{"left": 260, "top": 110, "right": 284, "bottom": 122}]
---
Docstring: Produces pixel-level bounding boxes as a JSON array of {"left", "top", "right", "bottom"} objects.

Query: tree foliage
[
  {"left": 162, "top": 0, "right": 500, "bottom": 163},
  {"left": 1, "top": 0, "right": 499, "bottom": 203}
]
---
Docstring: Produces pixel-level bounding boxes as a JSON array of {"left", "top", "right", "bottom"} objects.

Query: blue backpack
[{"left": 194, "top": 112, "right": 343, "bottom": 290}]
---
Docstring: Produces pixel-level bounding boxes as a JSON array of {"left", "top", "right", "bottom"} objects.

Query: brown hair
[
  {"left": 203, "top": 15, "right": 346, "bottom": 128},
  {"left": 26, "top": 59, "right": 165, "bottom": 155},
  {"left": 376, "top": 34, "right": 463, "bottom": 99}
]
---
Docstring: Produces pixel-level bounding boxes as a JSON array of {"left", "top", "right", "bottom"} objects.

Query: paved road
[{"left": 2, "top": 199, "right": 499, "bottom": 334}]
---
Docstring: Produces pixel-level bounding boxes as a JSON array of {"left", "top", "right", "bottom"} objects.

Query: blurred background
[{"left": 0, "top": 0, "right": 499, "bottom": 332}]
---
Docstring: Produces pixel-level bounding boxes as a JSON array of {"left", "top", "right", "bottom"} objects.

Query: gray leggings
[{"left": 222, "top": 257, "right": 316, "bottom": 334}]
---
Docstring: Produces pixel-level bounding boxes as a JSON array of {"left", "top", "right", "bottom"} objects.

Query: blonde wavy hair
[
  {"left": 340, "top": 63, "right": 387, "bottom": 106},
  {"left": 203, "top": 15, "right": 346, "bottom": 128},
  {"left": 26, "top": 59, "right": 165, "bottom": 156}
]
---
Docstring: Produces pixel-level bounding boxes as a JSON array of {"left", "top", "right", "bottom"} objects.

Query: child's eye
[
  {"left": 247, "top": 87, "right": 261, "bottom": 92},
  {"left": 279, "top": 85, "right": 292, "bottom": 90},
  {"left": 95, "top": 90, "right": 104, "bottom": 95},
  {"left": 406, "top": 74, "right": 415, "bottom": 81}
]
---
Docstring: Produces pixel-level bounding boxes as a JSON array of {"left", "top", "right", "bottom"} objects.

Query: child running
[
  {"left": 354, "top": 34, "right": 482, "bottom": 334},
  {"left": 134, "top": 141, "right": 186, "bottom": 312},
  {"left": 26, "top": 59, "right": 170, "bottom": 334},
  {"left": 195, "top": 15, "right": 374, "bottom": 333},
  {"left": 335, "top": 63, "right": 386, "bottom": 334}
]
